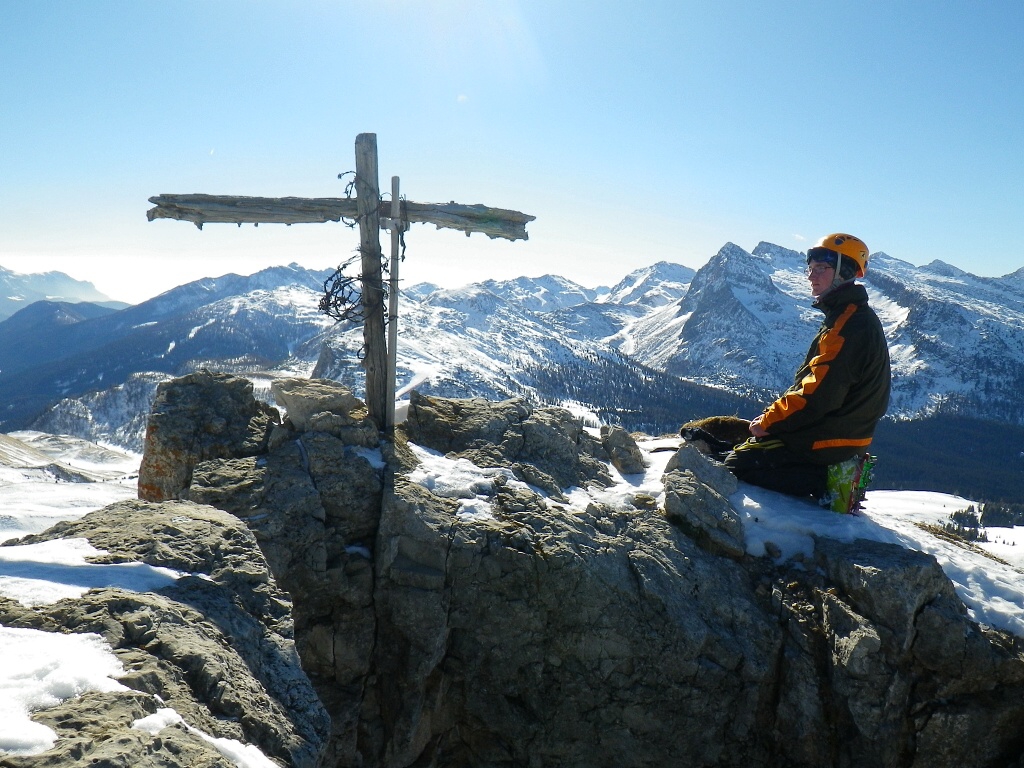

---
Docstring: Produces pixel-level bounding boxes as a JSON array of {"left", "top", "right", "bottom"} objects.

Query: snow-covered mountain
[
  {"left": 305, "top": 277, "right": 751, "bottom": 441},
  {"left": 867, "top": 254, "right": 1024, "bottom": 423},
  {"left": 6, "top": 247, "right": 1024, "bottom": 431},
  {"left": 0, "top": 265, "right": 122, "bottom": 321},
  {"left": 478, "top": 274, "right": 603, "bottom": 313},
  {"left": 31, "top": 372, "right": 169, "bottom": 453},
  {"left": 311, "top": 281, "right": 604, "bottom": 402},
  {"left": 595, "top": 242, "right": 1024, "bottom": 421},
  {"left": 0, "top": 264, "right": 335, "bottom": 432},
  {"left": 619, "top": 243, "right": 811, "bottom": 398},
  {"left": 3, "top": 245, "right": 1023, "bottom": 500},
  {"left": 598, "top": 260, "right": 696, "bottom": 308}
]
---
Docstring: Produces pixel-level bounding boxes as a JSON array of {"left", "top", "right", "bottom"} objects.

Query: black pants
[{"left": 722, "top": 438, "right": 828, "bottom": 499}]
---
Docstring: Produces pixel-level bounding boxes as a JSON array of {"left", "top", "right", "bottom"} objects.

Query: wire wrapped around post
[{"left": 318, "top": 254, "right": 365, "bottom": 323}]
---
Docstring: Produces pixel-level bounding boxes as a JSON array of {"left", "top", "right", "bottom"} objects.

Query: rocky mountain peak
[
  {"left": 479, "top": 274, "right": 597, "bottom": 312},
  {"left": 422, "top": 283, "right": 507, "bottom": 311},
  {"left": 921, "top": 259, "right": 971, "bottom": 278},
  {"left": 600, "top": 260, "right": 695, "bottom": 308},
  {"left": 125, "top": 373, "right": 1024, "bottom": 767},
  {"left": 751, "top": 240, "right": 808, "bottom": 268},
  {"left": 685, "top": 242, "right": 771, "bottom": 296}
]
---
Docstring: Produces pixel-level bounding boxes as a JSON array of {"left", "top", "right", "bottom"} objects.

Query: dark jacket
[{"left": 758, "top": 281, "right": 891, "bottom": 464}]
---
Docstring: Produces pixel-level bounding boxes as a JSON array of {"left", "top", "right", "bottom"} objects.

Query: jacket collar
[{"left": 813, "top": 280, "right": 868, "bottom": 312}]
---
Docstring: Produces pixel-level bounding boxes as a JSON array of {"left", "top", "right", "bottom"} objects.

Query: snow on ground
[
  {"left": 133, "top": 708, "right": 280, "bottom": 768},
  {"left": 0, "top": 432, "right": 278, "bottom": 766},
  {"left": 8, "top": 430, "right": 140, "bottom": 478},
  {"left": 738, "top": 485, "right": 1024, "bottom": 637},
  {"left": 0, "top": 626, "right": 129, "bottom": 754},
  {"left": 0, "top": 538, "right": 184, "bottom": 606},
  {"left": 0, "top": 481, "right": 136, "bottom": 543},
  {"left": 0, "top": 432, "right": 138, "bottom": 543},
  {"left": 3, "top": 428, "right": 1024, "bottom": 760}
]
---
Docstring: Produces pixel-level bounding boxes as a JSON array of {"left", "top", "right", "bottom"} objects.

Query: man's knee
[{"left": 723, "top": 438, "right": 783, "bottom": 474}]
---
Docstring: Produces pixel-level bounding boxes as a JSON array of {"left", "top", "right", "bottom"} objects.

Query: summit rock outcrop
[{"left": 133, "top": 373, "right": 1024, "bottom": 767}]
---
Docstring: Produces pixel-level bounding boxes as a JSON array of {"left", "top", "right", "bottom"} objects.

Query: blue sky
[{"left": 2, "top": 1, "right": 1023, "bottom": 303}]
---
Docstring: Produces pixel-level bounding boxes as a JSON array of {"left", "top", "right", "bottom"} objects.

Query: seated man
[{"left": 723, "top": 233, "right": 891, "bottom": 511}]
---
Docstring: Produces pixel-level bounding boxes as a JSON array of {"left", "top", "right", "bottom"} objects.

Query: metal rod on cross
[
  {"left": 385, "top": 175, "right": 402, "bottom": 430},
  {"left": 146, "top": 132, "right": 535, "bottom": 432}
]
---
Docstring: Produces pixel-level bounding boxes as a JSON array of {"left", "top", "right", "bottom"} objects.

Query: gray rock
[
  {"left": 665, "top": 441, "right": 739, "bottom": 496},
  {"left": 372, "top": 477, "right": 780, "bottom": 767},
  {"left": 662, "top": 468, "right": 746, "bottom": 558},
  {"left": 188, "top": 430, "right": 383, "bottom": 767},
  {"left": 0, "top": 689, "right": 240, "bottom": 768},
  {"left": 308, "top": 410, "right": 381, "bottom": 448},
  {"left": 508, "top": 461, "right": 567, "bottom": 501},
  {"left": 301, "top": 431, "right": 383, "bottom": 544},
  {"left": 600, "top": 424, "right": 647, "bottom": 475},
  {"left": 402, "top": 391, "right": 532, "bottom": 451},
  {"left": 272, "top": 377, "right": 371, "bottom": 436},
  {"left": 404, "top": 390, "right": 613, "bottom": 490},
  {"left": 816, "top": 537, "right": 962, "bottom": 650},
  {"left": 137, "top": 370, "right": 279, "bottom": 502},
  {"left": 272, "top": 376, "right": 380, "bottom": 448},
  {"left": 1, "top": 500, "right": 329, "bottom": 768}
]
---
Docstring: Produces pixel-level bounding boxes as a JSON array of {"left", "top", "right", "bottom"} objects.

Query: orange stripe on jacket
[
  {"left": 760, "top": 303, "right": 858, "bottom": 431},
  {"left": 811, "top": 437, "right": 873, "bottom": 450}
]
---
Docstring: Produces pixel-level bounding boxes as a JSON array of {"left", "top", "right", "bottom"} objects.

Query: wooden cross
[{"left": 147, "top": 133, "right": 534, "bottom": 431}]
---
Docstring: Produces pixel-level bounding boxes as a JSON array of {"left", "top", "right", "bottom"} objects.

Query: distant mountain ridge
[
  {"left": 0, "top": 265, "right": 121, "bottom": 321},
  {"left": 0, "top": 263, "right": 334, "bottom": 432},
  {"left": 3, "top": 246, "right": 1023, "bottom": 500}
]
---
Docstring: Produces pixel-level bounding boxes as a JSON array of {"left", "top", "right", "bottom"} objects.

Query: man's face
[{"left": 806, "top": 260, "right": 835, "bottom": 298}]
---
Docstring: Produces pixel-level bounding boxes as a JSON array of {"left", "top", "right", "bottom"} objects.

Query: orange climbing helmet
[{"left": 807, "top": 233, "right": 869, "bottom": 279}]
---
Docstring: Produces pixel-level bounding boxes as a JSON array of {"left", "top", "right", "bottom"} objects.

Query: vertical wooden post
[
  {"left": 385, "top": 175, "right": 401, "bottom": 430},
  {"left": 354, "top": 133, "right": 387, "bottom": 429}
]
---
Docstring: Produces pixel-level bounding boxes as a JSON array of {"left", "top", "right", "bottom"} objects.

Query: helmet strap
[{"left": 832, "top": 257, "right": 845, "bottom": 289}]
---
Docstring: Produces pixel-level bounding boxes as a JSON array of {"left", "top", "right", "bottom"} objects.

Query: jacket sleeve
[{"left": 759, "top": 303, "right": 858, "bottom": 435}]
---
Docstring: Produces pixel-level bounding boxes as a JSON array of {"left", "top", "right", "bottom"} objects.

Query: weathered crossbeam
[
  {"left": 147, "top": 134, "right": 534, "bottom": 430},
  {"left": 147, "top": 193, "right": 534, "bottom": 241}
]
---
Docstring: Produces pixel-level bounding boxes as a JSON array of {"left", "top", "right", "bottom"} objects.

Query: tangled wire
[
  {"left": 319, "top": 171, "right": 406, "bottom": 325},
  {"left": 319, "top": 254, "right": 365, "bottom": 322}
]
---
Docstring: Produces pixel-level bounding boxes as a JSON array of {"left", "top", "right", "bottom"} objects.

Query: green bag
[{"left": 821, "top": 454, "right": 875, "bottom": 514}]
